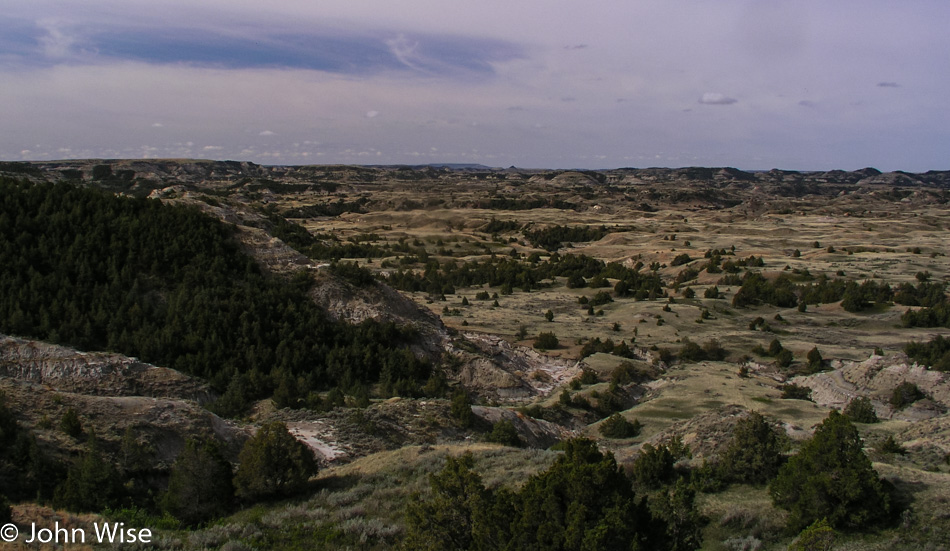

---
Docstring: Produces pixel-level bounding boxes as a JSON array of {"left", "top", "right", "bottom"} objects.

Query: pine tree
[
  {"left": 719, "top": 411, "right": 787, "bottom": 484},
  {"left": 160, "top": 439, "right": 234, "bottom": 525},
  {"left": 769, "top": 411, "right": 891, "bottom": 531},
  {"left": 234, "top": 422, "right": 317, "bottom": 501},
  {"left": 53, "top": 432, "right": 122, "bottom": 512}
]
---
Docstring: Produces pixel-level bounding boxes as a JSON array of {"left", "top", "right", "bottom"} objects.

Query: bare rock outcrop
[
  {"left": 455, "top": 333, "right": 582, "bottom": 401},
  {"left": 471, "top": 405, "right": 573, "bottom": 449},
  {"left": 790, "top": 353, "right": 950, "bottom": 420},
  {"left": 0, "top": 334, "right": 213, "bottom": 403}
]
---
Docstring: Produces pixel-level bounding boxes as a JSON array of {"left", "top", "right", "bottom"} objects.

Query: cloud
[
  {"left": 203, "top": 145, "right": 222, "bottom": 150},
  {"left": 151, "top": 122, "right": 164, "bottom": 127},
  {"left": 36, "top": 19, "right": 78, "bottom": 58},
  {"left": 877, "top": 82, "right": 900, "bottom": 88},
  {"left": 259, "top": 130, "right": 275, "bottom": 136},
  {"left": 365, "top": 110, "right": 379, "bottom": 118},
  {"left": 1, "top": 13, "right": 523, "bottom": 77},
  {"left": 699, "top": 93, "right": 737, "bottom": 105}
]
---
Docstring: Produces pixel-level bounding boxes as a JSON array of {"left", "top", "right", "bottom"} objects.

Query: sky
[{"left": 1, "top": 1, "right": 948, "bottom": 171}]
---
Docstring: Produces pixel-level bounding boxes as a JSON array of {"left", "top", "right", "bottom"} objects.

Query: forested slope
[{"left": 0, "top": 178, "right": 430, "bottom": 414}]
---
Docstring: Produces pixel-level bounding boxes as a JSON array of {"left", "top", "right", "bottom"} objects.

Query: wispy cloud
[
  {"left": 698, "top": 93, "right": 737, "bottom": 105},
  {"left": 0, "top": 16, "right": 522, "bottom": 77},
  {"left": 877, "top": 82, "right": 900, "bottom": 88}
]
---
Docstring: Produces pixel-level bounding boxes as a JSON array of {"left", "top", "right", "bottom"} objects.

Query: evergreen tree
[
  {"left": 719, "top": 411, "right": 787, "bottom": 484},
  {"left": 0, "top": 392, "right": 17, "bottom": 445},
  {"left": 788, "top": 518, "right": 836, "bottom": 551},
  {"left": 0, "top": 493, "right": 10, "bottom": 524},
  {"left": 234, "top": 421, "right": 317, "bottom": 501},
  {"left": 402, "top": 438, "right": 674, "bottom": 550},
  {"left": 599, "top": 413, "right": 642, "bottom": 439},
  {"left": 509, "top": 438, "right": 665, "bottom": 550},
  {"left": 806, "top": 347, "right": 824, "bottom": 372},
  {"left": 843, "top": 397, "right": 879, "bottom": 423},
  {"left": 53, "top": 432, "right": 123, "bottom": 512},
  {"left": 403, "top": 453, "right": 492, "bottom": 551},
  {"left": 160, "top": 439, "right": 234, "bottom": 526},
  {"left": 630, "top": 443, "right": 676, "bottom": 489},
  {"left": 450, "top": 389, "right": 474, "bottom": 428},
  {"left": 486, "top": 420, "right": 521, "bottom": 447},
  {"left": 769, "top": 411, "right": 891, "bottom": 531},
  {"left": 60, "top": 408, "right": 83, "bottom": 437},
  {"left": 649, "top": 478, "right": 705, "bottom": 551}
]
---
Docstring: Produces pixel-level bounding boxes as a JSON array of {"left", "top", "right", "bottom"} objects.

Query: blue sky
[{"left": 1, "top": 0, "right": 948, "bottom": 171}]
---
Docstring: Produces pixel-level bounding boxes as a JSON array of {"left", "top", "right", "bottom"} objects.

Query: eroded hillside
[{"left": 2, "top": 160, "right": 949, "bottom": 550}]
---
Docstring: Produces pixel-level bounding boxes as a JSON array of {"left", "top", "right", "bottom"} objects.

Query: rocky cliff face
[
  {"left": 791, "top": 353, "right": 950, "bottom": 421},
  {"left": 0, "top": 334, "right": 213, "bottom": 403}
]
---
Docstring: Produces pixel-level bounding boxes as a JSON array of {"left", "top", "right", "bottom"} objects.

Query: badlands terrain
[{"left": 1, "top": 159, "right": 949, "bottom": 550}]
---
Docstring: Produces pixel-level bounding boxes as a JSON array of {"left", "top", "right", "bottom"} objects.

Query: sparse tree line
[
  {"left": 0, "top": 395, "right": 316, "bottom": 527},
  {"left": 0, "top": 178, "right": 434, "bottom": 418},
  {"left": 383, "top": 251, "right": 665, "bottom": 300},
  {"left": 729, "top": 271, "right": 947, "bottom": 314},
  {"left": 403, "top": 410, "right": 896, "bottom": 550}
]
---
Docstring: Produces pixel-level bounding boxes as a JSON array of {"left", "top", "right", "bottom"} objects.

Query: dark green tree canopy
[
  {"left": 0, "top": 178, "right": 430, "bottom": 408},
  {"left": 403, "top": 439, "right": 677, "bottom": 550},
  {"left": 53, "top": 433, "right": 122, "bottom": 513},
  {"left": 234, "top": 421, "right": 318, "bottom": 501},
  {"left": 160, "top": 439, "right": 235, "bottom": 526},
  {"left": 719, "top": 411, "right": 787, "bottom": 485},
  {"left": 769, "top": 410, "right": 891, "bottom": 532},
  {"left": 843, "top": 397, "right": 879, "bottom": 424}
]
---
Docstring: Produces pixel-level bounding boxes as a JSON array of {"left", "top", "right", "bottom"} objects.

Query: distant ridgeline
[{"left": 0, "top": 178, "right": 430, "bottom": 415}]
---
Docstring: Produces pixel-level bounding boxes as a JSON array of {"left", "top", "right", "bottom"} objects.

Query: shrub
[
  {"left": 843, "top": 396, "right": 878, "bottom": 423},
  {"left": 719, "top": 412, "right": 787, "bottom": 485},
  {"left": 904, "top": 335, "right": 950, "bottom": 371},
  {"left": 769, "top": 411, "right": 891, "bottom": 531},
  {"left": 233, "top": 421, "right": 318, "bottom": 501},
  {"left": 487, "top": 420, "right": 521, "bottom": 447},
  {"left": 768, "top": 339, "right": 784, "bottom": 356},
  {"left": 611, "top": 361, "right": 654, "bottom": 385},
  {"left": 450, "top": 389, "right": 474, "bottom": 428},
  {"left": 703, "top": 339, "right": 728, "bottom": 361},
  {"left": 878, "top": 435, "right": 905, "bottom": 455},
  {"left": 704, "top": 286, "right": 720, "bottom": 299},
  {"left": 60, "top": 408, "right": 83, "bottom": 437},
  {"left": 671, "top": 253, "right": 692, "bottom": 267},
  {"left": 544, "top": 309, "right": 554, "bottom": 322},
  {"left": 630, "top": 443, "right": 675, "bottom": 489},
  {"left": 679, "top": 339, "right": 705, "bottom": 362},
  {"left": 806, "top": 347, "right": 824, "bottom": 372},
  {"left": 578, "top": 369, "right": 599, "bottom": 385},
  {"left": 776, "top": 348, "right": 794, "bottom": 368},
  {"left": 780, "top": 384, "right": 812, "bottom": 401},
  {"left": 890, "top": 382, "right": 925, "bottom": 408},
  {"left": 589, "top": 290, "right": 613, "bottom": 306},
  {"left": 533, "top": 332, "right": 559, "bottom": 350},
  {"left": 599, "top": 413, "right": 642, "bottom": 439},
  {"left": 789, "top": 518, "right": 836, "bottom": 551}
]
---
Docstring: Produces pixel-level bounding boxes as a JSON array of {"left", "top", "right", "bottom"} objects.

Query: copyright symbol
[{"left": 0, "top": 523, "right": 17, "bottom": 542}]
